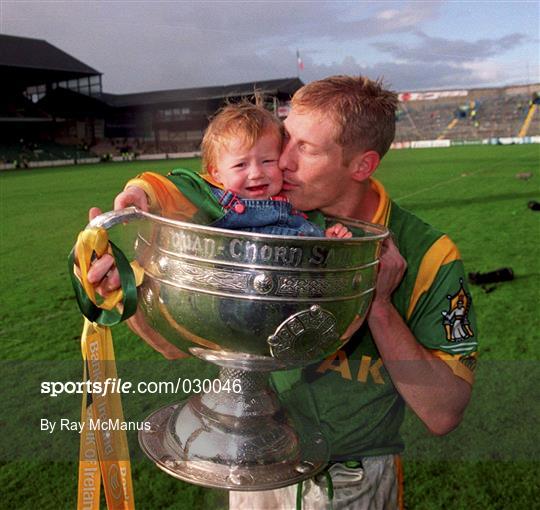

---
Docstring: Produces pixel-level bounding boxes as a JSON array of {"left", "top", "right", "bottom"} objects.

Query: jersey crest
[{"left": 441, "top": 278, "right": 474, "bottom": 342}]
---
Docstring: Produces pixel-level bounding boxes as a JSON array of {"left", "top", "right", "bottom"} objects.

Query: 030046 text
[{"left": 40, "top": 377, "right": 243, "bottom": 397}]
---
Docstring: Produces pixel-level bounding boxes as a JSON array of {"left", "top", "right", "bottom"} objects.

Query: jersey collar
[
  {"left": 201, "top": 173, "right": 224, "bottom": 189},
  {"left": 370, "top": 177, "right": 391, "bottom": 227}
]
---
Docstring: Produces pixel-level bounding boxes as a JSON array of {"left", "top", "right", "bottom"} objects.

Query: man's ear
[{"left": 349, "top": 150, "right": 380, "bottom": 182}]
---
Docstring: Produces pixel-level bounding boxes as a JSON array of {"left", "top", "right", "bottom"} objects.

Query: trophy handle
[
  {"left": 68, "top": 207, "right": 145, "bottom": 326},
  {"left": 86, "top": 206, "right": 145, "bottom": 230}
]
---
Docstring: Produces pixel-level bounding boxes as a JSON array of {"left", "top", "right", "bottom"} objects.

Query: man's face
[{"left": 279, "top": 108, "right": 351, "bottom": 214}]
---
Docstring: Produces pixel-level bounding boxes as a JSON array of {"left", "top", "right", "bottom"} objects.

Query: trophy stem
[
  {"left": 139, "top": 356, "right": 329, "bottom": 490},
  {"left": 219, "top": 366, "right": 270, "bottom": 398}
]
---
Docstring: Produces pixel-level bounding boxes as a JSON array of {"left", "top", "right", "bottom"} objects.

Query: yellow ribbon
[
  {"left": 74, "top": 228, "right": 144, "bottom": 311},
  {"left": 77, "top": 321, "right": 136, "bottom": 510},
  {"left": 74, "top": 227, "right": 142, "bottom": 509}
]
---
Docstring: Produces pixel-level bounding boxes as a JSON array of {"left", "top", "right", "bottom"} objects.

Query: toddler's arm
[{"left": 325, "top": 223, "right": 353, "bottom": 239}]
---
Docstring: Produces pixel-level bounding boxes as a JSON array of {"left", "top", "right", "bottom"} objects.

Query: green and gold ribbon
[
  {"left": 69, "top": 227, "right": 142, "bottom": 326},
  {"left": 70, "top": 227, "right": 142, "bottom": 509}
]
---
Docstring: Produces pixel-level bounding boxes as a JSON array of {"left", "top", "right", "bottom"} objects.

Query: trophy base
[{"left": 139, "top": 400, "right": 329, "bottom": 491}]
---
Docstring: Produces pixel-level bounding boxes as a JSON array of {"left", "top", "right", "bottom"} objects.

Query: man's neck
[{"left": 322, "top": 179, "right": 380, "bottom": 222}]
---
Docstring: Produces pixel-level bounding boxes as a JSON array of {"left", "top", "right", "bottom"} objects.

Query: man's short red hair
[{"left": 292, "top": 75, "right": 398, "bottom": 161}]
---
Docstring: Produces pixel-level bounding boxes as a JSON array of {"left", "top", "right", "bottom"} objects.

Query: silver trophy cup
[{"left": 89, "top": 207, "right": 388, "bottom": 491}]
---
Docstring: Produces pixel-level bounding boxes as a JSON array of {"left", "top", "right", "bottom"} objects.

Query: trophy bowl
[{"left": 88, "top": 207, "right": 388, "bottom": 491}]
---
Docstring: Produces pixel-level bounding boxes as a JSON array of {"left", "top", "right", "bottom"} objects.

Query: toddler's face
[{"left": 212, "top": 131, "right": 282, "bottom": 199}]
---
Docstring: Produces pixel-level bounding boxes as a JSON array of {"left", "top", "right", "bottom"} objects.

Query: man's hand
[
  {"left": 367, "top": 235, "right": 471, "bottom": 436},
  {"left": 79, "top": 188, "right": 189, "bottom": 359},
  {"left": 371, "top": 236, "right": 407, "bottom": 307},
  {"left": 85, "top": 207, "right": 121, "bottom": 295}
]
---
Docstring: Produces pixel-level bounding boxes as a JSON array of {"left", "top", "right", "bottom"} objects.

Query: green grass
[{"left": 1, "top": 145, "right": 539, "bottom": 509}]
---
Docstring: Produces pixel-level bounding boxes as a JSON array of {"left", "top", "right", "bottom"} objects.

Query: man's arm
[
  {"left": 367, "top": 237, "right": 472, "bottom": 436},
  {"left": 84, "top": 199, "right": 188, "bottom": 359}
]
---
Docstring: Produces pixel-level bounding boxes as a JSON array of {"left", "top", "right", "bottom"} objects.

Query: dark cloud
[
  {"left": 372, "top": 31, "right": 529, "bottom": 63},
  {"left": 293, "top": 57, "right": 499, "bottom": 92},
  {"left": 1, "top": 1, "right": 536, "bottom": 92}
]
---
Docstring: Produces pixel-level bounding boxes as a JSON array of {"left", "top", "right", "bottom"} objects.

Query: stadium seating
[
  {"left": 0, "top": 141, "right": 97, "bottom": 167},
  {"left": 2, "top": 84, "right": 538, "bottom": 168},
  {"left": 395, "top": 89, "right": 539, "bottom": 142}
]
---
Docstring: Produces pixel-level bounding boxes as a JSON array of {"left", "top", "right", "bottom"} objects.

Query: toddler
[
  {"left": 198, "top": 101, "right": 350, "bottom": 238},
  {"left": 120, "top": 101, "right": 352, "bottom": 238}
]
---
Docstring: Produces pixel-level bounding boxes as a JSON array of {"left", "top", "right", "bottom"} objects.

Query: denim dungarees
[{"left": 210, "top": 187, "right": 325, "bottom": 237}]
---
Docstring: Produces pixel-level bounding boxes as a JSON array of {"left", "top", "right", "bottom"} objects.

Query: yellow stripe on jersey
[
  {"left": 370, "top": 178, "right": 391, "bottom": 226},
  {"left": 430, "top": 350, "right": 477, "bottom": 385},
  {"left": 406, "top": 235, "right": 461, "bottom": 321},
  {"left": 406, "top": 236, "right": 475, "bottom": 384},
  {"left": 125, "top": 172, "right": 199, "bottom": 219}
]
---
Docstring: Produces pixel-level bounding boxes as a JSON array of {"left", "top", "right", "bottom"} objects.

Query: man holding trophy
[{"left": 84, "top": 75, "right": 477, "bottom": 509}]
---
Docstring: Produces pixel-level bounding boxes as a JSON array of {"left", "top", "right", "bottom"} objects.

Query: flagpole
[{"left": 296, "top": 49, "right": 304, "bottom": 78}]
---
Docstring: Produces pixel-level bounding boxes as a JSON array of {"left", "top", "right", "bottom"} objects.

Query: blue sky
[{"left": 1, "top": 1, "right": 538, "bottom": 93}]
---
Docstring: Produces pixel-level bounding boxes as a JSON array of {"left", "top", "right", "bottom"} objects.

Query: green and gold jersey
[
  {"left": 125, "top": 171, "right": 478, "bottom": 459},
  {"left": 125, "top": 167, "right": 327, "bottom": 227},
  {"left": 273, "top": 179, "right": 478, "bottom": 459}
]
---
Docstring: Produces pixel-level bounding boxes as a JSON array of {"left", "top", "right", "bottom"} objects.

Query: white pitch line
[
  {"left": 395, "top": 173, "right": 473, "bottom": 202},
  {"left": 393, "top": 147, "right": 538, "bottom": 203}
]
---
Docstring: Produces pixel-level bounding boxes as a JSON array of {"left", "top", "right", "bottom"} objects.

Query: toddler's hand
[
  {"left": 325, "top": 223, "right": 353, "bottom": 239},
  {"left": 114, "top": 185, "right": 150, "bottom": 211}
]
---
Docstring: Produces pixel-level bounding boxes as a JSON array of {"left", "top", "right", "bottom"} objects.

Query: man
[{"left": 87, "top": 76, "right": 477, "bottom": 509}]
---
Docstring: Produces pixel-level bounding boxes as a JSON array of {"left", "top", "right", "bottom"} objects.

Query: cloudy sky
[{"left": 1, "top": 1, "right": 539, "bottom": 94}]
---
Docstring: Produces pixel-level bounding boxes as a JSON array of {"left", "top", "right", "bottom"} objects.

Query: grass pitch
[{"left": 1, "top": 144, "right": 539, "bottom": 508}]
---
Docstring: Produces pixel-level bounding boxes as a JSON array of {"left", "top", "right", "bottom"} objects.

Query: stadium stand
[
  {"left": 395, "top": 86, "right": 540, "bottom": 142},
  {"left": 97, "top": 77, "right": 302, "bottom": 154},
  {"left": 0, "top": 140, "right": 97, "bottom": 167},
  {"left": 0, "top": 34, "right": 102, "bottom": 167},
  {"left": 1, "top": 34, "right": 538, "bottom": 169}
]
